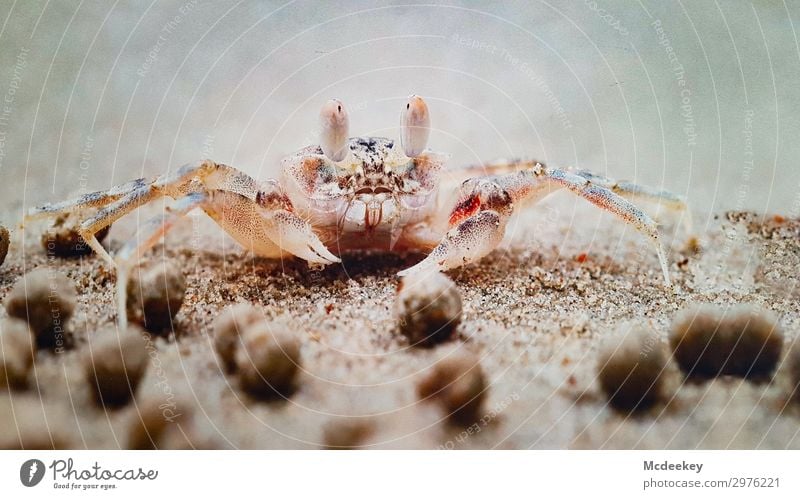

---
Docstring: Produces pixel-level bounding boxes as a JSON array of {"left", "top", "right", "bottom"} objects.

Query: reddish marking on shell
[
  {"left": 256, "top": 190, "right": 293, "bottom": 212},
  {"left": 448, "top": 194, "right": 481, "bottom": 226},
  {"left": 773, "top": 214, "right": 785, "bottom": 223},
  {"left": 576, "top": 252, "right": 587, "bottom": 263},
  {"left": 301, "top": 159, "right": 321, "bottom": 191}
]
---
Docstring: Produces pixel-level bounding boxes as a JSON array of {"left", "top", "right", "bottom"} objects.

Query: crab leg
[
  {"left": 25, "top": 178, "right": 152, "bottom": 265},
  {"left": 26, "top": 177, "right": 151, "bottom": 217},
  {"left": 26, "top": 160, "right": 219, "bottom": 222},
  {"left": 26, "top": 161, "right": 213, "bottom": 263},
  {"left": 572, "top": 169, "right": 691, "bottom": 233},
  {"left": 28, "top": 159, "right": 339, "bottom": 327},
  {"left": 400, "top": 164, "right": 672, "bottom": 286},
  {"left": 77, "top": 183, "right": 165, "bottom": 266},
  {"left": 447, "top": 159, "right": 690, "bottom": 231},
  {"left": 258, "top": 209, "right": 340, "bottom": 265},
  {"left": 111, "top": 186, "right": 339, "bottom": 327},
  {"left": 25, "top": 161, "right": 248, "bottom": 266},
  {"left": 540, "top": 168, "right": 670, "bottom": 284},
  {"left": 76, "top": 161, "right": 222, "bottom": 265},
  {"left": 114, "top": 191, "right": 209, "bottom": 328}
]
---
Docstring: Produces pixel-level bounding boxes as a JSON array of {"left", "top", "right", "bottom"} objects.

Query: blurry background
[{"left": 0, "top": 0, "right": 798, "bottom": 224}]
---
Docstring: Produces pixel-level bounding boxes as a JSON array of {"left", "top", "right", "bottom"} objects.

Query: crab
[{"left": 27, "top": 95, "right": 687, "bottom": 327}]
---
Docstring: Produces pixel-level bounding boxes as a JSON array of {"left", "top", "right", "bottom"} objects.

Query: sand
[{"left": 1, "top": 197, "right": 799, "bottom": 449}]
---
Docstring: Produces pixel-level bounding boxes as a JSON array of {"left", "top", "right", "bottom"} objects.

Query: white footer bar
[{"left": 0, "top": 451, "right": 796, "bottom": 497}]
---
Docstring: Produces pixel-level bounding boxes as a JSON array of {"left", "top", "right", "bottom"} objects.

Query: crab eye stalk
[
  {"left": 319, "top": 98, "right": 350, "bottom": 162},
  {"left": 400, "top": 95, "right": 430, "bottom": 157}
]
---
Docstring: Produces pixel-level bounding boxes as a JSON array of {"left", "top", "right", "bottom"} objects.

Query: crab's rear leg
[
  {"left": 572, "top": 169, "right": 691, "bottom": 233},
  {"left": 400, "top": 164, "right": 673, "bottom": 286},
  {"left": 75, "top": 182, "right": 166, "bottom": 266},
  {"left": 26, "top": 177, "right": 152, "bottom": 218},
  {"left": 25, "top": 161, "right": 223, "bottom": 266},
  {"left": 26, "top": 177, "right": 154, "bottom": 265},
  {"left": 543, "top": 168, "right": 671, "bottom": 284}
]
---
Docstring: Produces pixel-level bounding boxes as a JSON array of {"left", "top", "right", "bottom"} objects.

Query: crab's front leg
[
  {"left": 397, "top": 180, "right": 513, "bottom": 278},
  {"left": 400, "top": 164, "right": 672, "bottom": 286},
  {"left": 111, "top": 183, "right": 338, "bottom": 328},
  {"left": 398, "top": 180, "right": 513, "bottom": 276},
  {"left": 252, "top": 189, "right": 341, "bottom": 265}
]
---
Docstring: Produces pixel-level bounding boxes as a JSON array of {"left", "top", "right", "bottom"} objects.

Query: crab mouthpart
[
  {"left": 339, "top": 190, "right": 398, "bottom": 233},
  {"left": 365, "top": 201, "right": 383, "bottom": 229}
]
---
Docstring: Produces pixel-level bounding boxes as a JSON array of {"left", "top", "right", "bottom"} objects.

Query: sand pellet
[
  {"left": 785, "top": 341, "right": 800, "bottom": 402},
  {"left": 596, "top": 326, "right": 667, "bottom": 412},
  {"left": 323, "top": 418, "right": 376, "bottom": 450},
  {"left": 0, "top": 318, "right": 35, "bottom": 390},
  {"left": 126, "top": 392, "right": 192, "bottom": 449},
  {"left": 235, "top": 317, "right": 301, "bottom": 398},
  {"left": 85, "top": 325, "right": 149, "bottom": 407},
  {"left": 670, "top": 305, "right": 783, "bottom": 379},
  {"left": 395, "top": 271, "right": 462, "bottom": 347},
  {"left": 5, "top": 268, "right": 76, "bottom": 351},
  {"left": 417, "top": 348, "right": 486, "bottom": 425},
  {"left": 127, "top": 261, "right": 186, "bottom": 333},
  {"left": 0, "top": 225, "right": 9, "bottom": 267},
  {"left": 212, "top": 303, "right": 264, "bottom": 372},
  {"left": 41, "top": 212, "right": 110, "bottom": 257},
  {"left": 0, "top": 395, "right": 71, "bottom": 449}
]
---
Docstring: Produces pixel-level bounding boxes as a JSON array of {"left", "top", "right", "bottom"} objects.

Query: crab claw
[
  {"left": 262, "top": 209, "right": 341, "bottom": 265},
  {"left": 398, "top": 211, "right": 506, "bottom": 277},
  {"left": 320, "top": 98, "right": 350, "bottom": 162},
  {"left": 400, "top": 95, "right": 430, "bottom": 157}
]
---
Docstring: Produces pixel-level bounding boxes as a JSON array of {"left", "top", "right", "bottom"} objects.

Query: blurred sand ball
[
  {"left": 417, "top": 347, "right": 486, "bottom": 425},
  {"left": 126, "top": 391, "right": 193, "bottom": 449},
  {"left": 670, "top": 304, "right": 783, "bottom": 379},
  {"left": 0, "top": 225, "right": 9, "bottom": 267},
  {"left": 85, "top": 325, "right": 149, "bottom": 407},
  {"left": 395, "top": 271, "right": 462, "bottom": 347},
  {"left": 596, "top": 326, "right": 667, "bottom": 413},
  {"left": 0, "top": 394, "right": 71, "bottom": 449},
  {"left": 41, "top": 212, "right": 110, "bottom": 257},
  {"left": 127, "top": 261, "right": 186, "bottom": 333},
  {"left": 323, "top": 418, "right": 376, "bottom": 450},
  {"left": 157, "top": 416, "right": 221, "bottom": 450},
  {"left": 786, "top": 341, "right": 800, "bottom": 402},
  {"left": 212, "top": 303, "right": 264, "bottom": 373},
  {"left": 235, "top": 316, "right": 301, "bottom": 399},
  {"left": 0, "top": 318, "right": 35, "bottom": 390},
  {"left": 5, "top": 268, "right": 76, "bottom": 351}
]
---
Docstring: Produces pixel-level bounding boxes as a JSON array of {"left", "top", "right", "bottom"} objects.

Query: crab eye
[
  {"left": 400, "top": 95, "right": 430, "bottom": 158},
  {"left": 319, "top": 98, "right": 350, "bottom": 162}
]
